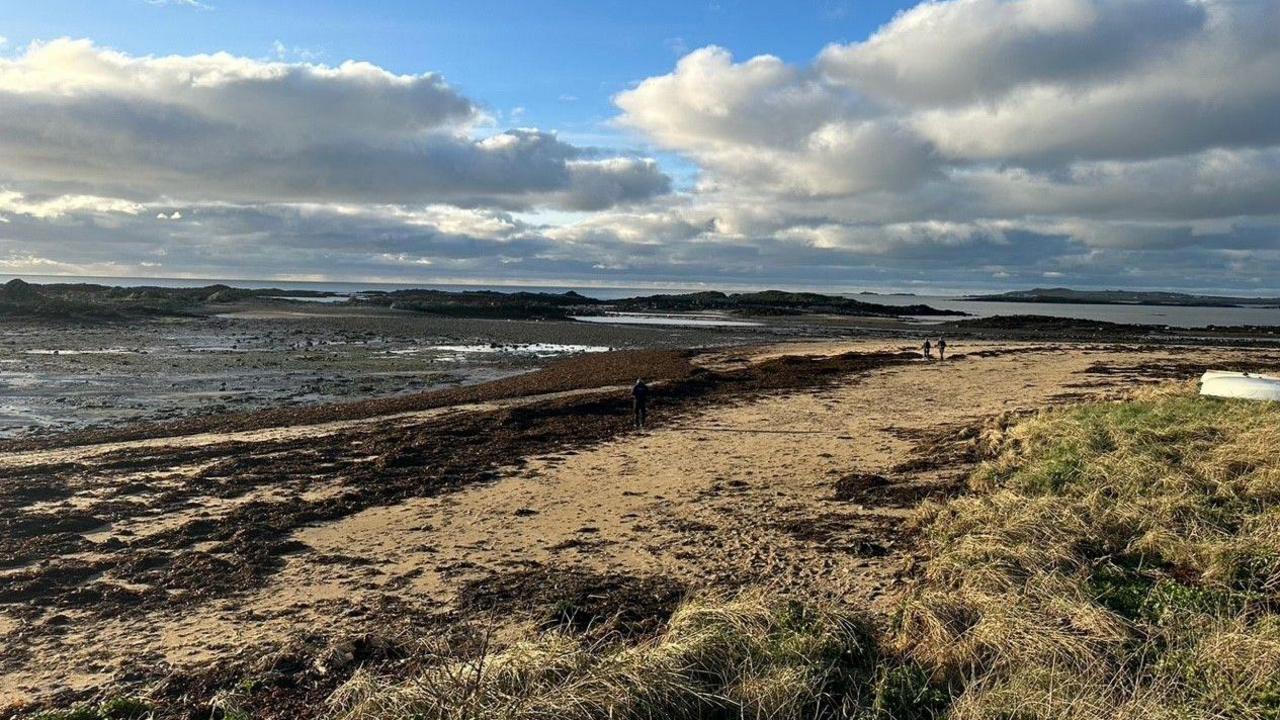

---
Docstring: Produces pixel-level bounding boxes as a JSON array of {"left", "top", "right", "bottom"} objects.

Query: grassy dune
[
  {"left": 901, "top": 385, "right": 1280, "bottom": 718},
  {"left": 38, "top": 386, "right": 1280, "bottom": 719}
]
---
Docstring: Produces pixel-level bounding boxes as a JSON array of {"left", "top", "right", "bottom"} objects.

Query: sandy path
[{"left": 1, "top": 341, "right": 1265, "bottom": 706}]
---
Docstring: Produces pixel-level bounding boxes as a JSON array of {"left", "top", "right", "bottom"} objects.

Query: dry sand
[{"left": 2, "top": 339, "right": 1275, "bottom": 708}]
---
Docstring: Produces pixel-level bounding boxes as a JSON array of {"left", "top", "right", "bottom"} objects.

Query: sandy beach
[{"left": 4, "top": 337, "right": 1277, "bottom": 713}]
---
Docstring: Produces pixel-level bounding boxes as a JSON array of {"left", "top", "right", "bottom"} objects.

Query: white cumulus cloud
[{"left": 0, "top": 39, "right": 668, "bottom": 210}]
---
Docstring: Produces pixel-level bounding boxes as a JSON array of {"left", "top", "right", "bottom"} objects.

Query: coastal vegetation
[
  {"left": 899, "top": 384, "right": 1280, "bottom": 717},
  {"left": 326, "top": 595, "right": 907, "bottom": 720}
]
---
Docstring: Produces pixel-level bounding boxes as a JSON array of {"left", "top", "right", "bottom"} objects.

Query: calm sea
[
  {"left": 5, "top": 275, "right": 1279, "bottom": 329},
  {"left": 863, "top": 294, "right": 1280, "bottom": 329}
]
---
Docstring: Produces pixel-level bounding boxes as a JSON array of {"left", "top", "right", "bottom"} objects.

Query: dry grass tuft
[{"left": 326, "top": 593, "right": 917, "bottom": 720}]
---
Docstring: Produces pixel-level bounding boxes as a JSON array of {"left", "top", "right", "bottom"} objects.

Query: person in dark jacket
[
  {"left": 922, "top": 339, "right": 932, "bottom": 360},
  {"left": 937, "top": 337, "right": 947, "bottom": 361},
  {"left": 632, "top": 379, "right": 649, "bottom": 430}
]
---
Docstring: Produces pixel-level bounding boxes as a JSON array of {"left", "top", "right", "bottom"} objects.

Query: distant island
[
  {"left": 347, "top": 288, "right": 965, "bottom": 319},
  {"left": 967, "top": 287, "right": 1280, "bottom": 309}
]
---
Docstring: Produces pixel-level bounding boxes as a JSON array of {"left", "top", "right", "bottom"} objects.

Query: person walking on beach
[
  {"left": 632, "top": 378, "right": 649, "bottom": 430},
  {"left": 937, "top": 337, "right": 947, "bottom": 361},
  {"left": 922, "top": 339, "right": 932, "bottom": 361}
]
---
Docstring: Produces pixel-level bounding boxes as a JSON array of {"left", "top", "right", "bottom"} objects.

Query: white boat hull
[{"left": 1200, "top": 371, "right": 1280, "bottom": 401}]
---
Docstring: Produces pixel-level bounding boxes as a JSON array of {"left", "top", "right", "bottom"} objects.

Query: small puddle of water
[
  {"left": 571, "top": 313, "right": 761, "bottom": 328},
  {"left": 389, "top": 343, "right": 612, "bottom": 358}
]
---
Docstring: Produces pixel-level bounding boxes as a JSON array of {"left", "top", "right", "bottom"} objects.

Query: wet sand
[{"left": 3, "top": 338, "right": 1280, "bottom": 714}]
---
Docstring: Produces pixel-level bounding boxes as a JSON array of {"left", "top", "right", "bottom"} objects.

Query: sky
[{"left": 1, "top": 0, "right": 1279, "bottom": 293}]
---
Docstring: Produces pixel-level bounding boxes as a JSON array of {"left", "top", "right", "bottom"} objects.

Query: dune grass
[
  {"left": 327, "top": 593, "right": 952, "bottom": 720},
  {"left": 898, "top": 384, "right": 1280, "bottom": 719},
  {"left": 29, "top": 588, "right": 944, "bottom": 720}
]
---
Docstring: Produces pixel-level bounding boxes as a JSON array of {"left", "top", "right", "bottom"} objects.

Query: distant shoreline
[
  {"left": 967, "top": 287, "right": 1280, "bottom": 309},
  {"left": 0, "top": 278, "right": 965, "bottom": 322}
]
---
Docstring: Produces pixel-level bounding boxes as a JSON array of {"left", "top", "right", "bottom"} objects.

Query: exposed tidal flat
[
  {"left": 3, "top": 279, "right": 1280, "bottom": 440},
  {"left": 0, "top": 305, "right": 772, "bottom": 439}
]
